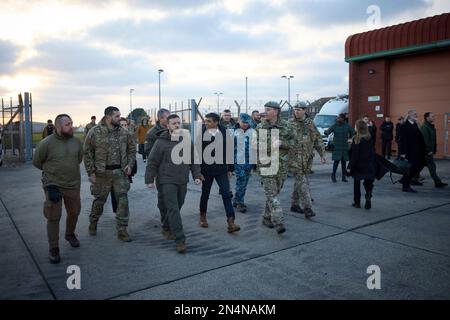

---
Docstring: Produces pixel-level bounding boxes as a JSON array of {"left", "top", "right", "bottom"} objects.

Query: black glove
[{"left": 47, "top": 185, "right": 62, "bottom": 203}]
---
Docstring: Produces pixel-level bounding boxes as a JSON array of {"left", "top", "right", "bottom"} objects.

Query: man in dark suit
[
  {"left": 198, "top": 113, "right": 240, "bottom": 233},
  {"left": 398, "top": 109, "right": 426, "bottom": 193}
]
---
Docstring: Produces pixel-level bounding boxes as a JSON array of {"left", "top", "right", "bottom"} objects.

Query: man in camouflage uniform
[
  {"left": 84, "top": 106, "right": 136, "bottom": 242},
  {"left": 84, "top": 116, "right": 96, "bottom": 139},
  {"left": 256, "top": 101, "right": 296, "bottom": 234},
  {"left": 288, "top": 102, "right": 326, "bottom": 218}
]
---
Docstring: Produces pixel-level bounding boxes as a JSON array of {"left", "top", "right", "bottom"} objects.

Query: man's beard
[{"left": 61, "top": 131, "right": 74, "bottom": 138}]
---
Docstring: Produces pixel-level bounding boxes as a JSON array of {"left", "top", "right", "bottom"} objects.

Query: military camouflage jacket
[
  {"left": 84, "top": 122, "right": 95, "bottom": 138},
  {"left": 288, "top": 116, "right": 325, "bottom": 174},
  {"left": 255, "top": 118, "right": 296, "bottom": 176},
  {"left": 84, "top": 120, "right": 136, "bottom": 176}
]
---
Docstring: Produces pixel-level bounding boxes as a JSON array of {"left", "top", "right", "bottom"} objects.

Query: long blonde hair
[{"left": 354, "top": 119, "right": 371, "bottom": 144}]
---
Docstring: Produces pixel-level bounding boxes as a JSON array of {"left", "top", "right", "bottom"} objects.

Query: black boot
[
  {"left": 331, "top": 173, "right": 337, "bottom": 183},
  {"left": 364, "top": 194, "right": 372, "bottom": 210},
  {"left": 290, "top": 205, "right": 304, "bottom": 214},
  {"left": 352, "top": 200, "right": 361, "bottom": 208},
  {"left": 49, "top": 247, "right": 61, "bottom": 264}
]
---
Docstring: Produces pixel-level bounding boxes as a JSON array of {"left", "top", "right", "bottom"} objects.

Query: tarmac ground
[{"left": 1, "top": 153, "right": 449, "bottom": 300}]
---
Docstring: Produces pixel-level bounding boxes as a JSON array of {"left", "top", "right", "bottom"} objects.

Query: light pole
[
  {"left": 129, "top": 88, "right": 134, "bottom": 121},
  {"left": 158, "top": 69, "right": 164, "bottom": 109},
  {"left": 296, "top": 93, "right": 300, "bottom": 103},
  {"left": 281, "top": 75, "right": 294, "bottom": 117},
  {"left": 214, "top": 92, "right": 223, "bottom": 114},
  {"left": 245, "top": 77, "right": 248, "bottom": 114}
]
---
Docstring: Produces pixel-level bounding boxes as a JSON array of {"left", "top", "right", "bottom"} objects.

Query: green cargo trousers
[
  {"left": 43, "top": 187, "right": 81, "bottom": 249},
  {"left": 161, "top": 183, "right": 187, "bottom": 244},
  {"left": 90, "top": 169, "right": 130, "bottom": 230}
]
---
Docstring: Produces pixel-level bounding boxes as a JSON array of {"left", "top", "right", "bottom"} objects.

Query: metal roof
[{"left": 345, "top": 12, "right": 450, "bottom": 62}]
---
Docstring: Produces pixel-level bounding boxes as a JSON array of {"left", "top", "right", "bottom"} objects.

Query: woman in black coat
[{"left": 348, "top": 119, "right": 376, "bottom": 210}]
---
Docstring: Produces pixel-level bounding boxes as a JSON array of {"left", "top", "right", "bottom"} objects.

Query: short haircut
[
  {"left": 251, "top": 110, "right": 259, "bottom": 115},
  {"left": 424, "top": 112, "right": 432, "bottom": 120},
  {"left": 119, "top": 117, "right": 129, "bottom": 123},
  {"left": 47, "top": 119, "right": 53, "bottom": 123},
  {"left": 205, "top": 112, "right": 220, "bottom": 123},
  {"left": 54, "top": 114, "right": 72, "bottom": 126},
  {"left": 363, "top": 115, "right": 369, "bottom": 118},
  {"left": 167, "top": 114, "right": 180, "bottom": 122},
  {"left": 104, "top": 106, "right": 119, "bottom": 116},
  {"left": 157, "top": 108, "right": 170, "bottom": 120},
  {"left": 91, "top": 116, "right": 96, "bottom": 120},
  {"left": 223, "top": 109, "right": 231, "bottom": 113},
  {"left": 338, "top": 113, "right": 346, "bottom": 119}
]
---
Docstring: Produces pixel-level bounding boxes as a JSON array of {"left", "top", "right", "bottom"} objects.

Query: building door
[{"left": 389, "top": 49, "right": 450, "bottom": 158}]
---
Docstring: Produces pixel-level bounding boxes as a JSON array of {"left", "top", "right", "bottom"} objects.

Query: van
[{"left": 313, "top": 95, "right": 348, "bottom": 149}]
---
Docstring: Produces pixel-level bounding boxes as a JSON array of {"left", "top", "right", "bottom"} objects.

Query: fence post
[{"left": 24, "top": 92, "right": 32, "bottom": 161}]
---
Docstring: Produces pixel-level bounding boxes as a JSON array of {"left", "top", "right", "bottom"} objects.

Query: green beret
[
  {"left": 264, "top": 101, "right": 281, "bottom": 109},
  {"left": 294, "top": 101, "right": 307, "bottom": 109}
]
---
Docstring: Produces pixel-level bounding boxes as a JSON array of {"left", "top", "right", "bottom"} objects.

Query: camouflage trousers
[
  {"left": 291, "top": 172, "right": 312, "bottom": 209},
  {"left": 90, "top": 169, "right": 131, "bottom": 230},
  {"left": 261, "top": 174, "right": 287, "bottom": 225},
  {"left": 233, "top": 165, "right": 252, "bottom": 205}
]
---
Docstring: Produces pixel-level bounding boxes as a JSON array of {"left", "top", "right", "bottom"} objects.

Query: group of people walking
[{"left": 32, "top": 103, "right": 446, "bottom": 263}]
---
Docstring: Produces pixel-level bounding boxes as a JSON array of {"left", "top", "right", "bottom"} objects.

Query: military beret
[
  {"left": 294, "top": 101, "right": 307, "bottom": 109},
  {"left": 264, "top": 101, "right": 281, "bottom": 109}
]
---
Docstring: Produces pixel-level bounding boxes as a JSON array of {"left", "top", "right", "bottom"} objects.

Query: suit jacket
[
  {"left": 199, "top": 124, "right": 234, "bottom": 176},
  {"left": 398, "top": 120, "right": 426, "bottom": 167}
]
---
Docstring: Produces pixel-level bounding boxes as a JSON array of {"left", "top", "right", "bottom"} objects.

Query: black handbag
[{"left": 392, "top": 158, "right": 411, "bottom": 175}]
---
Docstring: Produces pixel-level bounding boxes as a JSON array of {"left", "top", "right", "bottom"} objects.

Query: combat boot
[
  {"left": 49, "top": 247, "right": 61, "bottom": 264},
  {"left": 304, "top": 207, "right": 316, "bottom": 218},
  {"left": 275, "top": 224, "right": 286, "bottom": 234},
  {"left": 364, "top": 193, "right": 372, "bottom": 210},
  {"left": 161, "top": 228, "right": 176, "bottom": 240},
  {"left": 118, "top": 229, "right": 132, "bottom": 242},
  {"left": 227, "top": 217, "right": 240, "bottom": 233},
  {"left": 236, "top": 203, "right": 247, "bottom": 213},
  {"left": 176, "top": 241, "right": 186, "bottom": 253},
  {"left": 262, "top": 217, "right": 274, "bottom": 228},
  {"left": 199, "top": 211, "right": 208, "bottom": 228},
  {"left": 290, "top": 205, "right": 304, "bottom": 214},
  {"left": 65, "top": 234, "right": 80, "bottom": 248},
  {"left": 352, "top": 201, "right": 361, "bottom": 208},
  {"left": 88, "top": 221, "right": 97, "bottom": 236}
]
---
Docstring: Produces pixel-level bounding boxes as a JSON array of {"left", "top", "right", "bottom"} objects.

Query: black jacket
[
  {"left": 368, "top": 124, "right": 377, "bottom": 146},
  {"left": 395, "top": 122, "right": 402, "bottom": 143},
  {"left": 380, "top": 121, "right": 394, "bottom": 141},
  {"left": 199, "top": 124, "right": 234, "bottom": 176},
  {"left": 398, "top": 120, "right": 426, "bottom": 167},
  {"left": 349, "top": 137, "right": 376, "bottom": 180}
]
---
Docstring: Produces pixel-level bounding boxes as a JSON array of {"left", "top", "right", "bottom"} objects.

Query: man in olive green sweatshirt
[
  {"left": 33, "top": 114, "right": 83, "bottom": 264},
  {"left": 420, "top": 112, "right": 447, "bottom": 188}
]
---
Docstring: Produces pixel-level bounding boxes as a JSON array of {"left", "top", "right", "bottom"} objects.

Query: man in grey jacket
[{"left": 145, "top": 114, "right": 203, "bottom": 253}]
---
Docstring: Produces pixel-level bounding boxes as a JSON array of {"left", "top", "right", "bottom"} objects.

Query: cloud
[
  {"left": 20, "top": 39, "right": 156, "bottom": 88},
  {"left": 91, "top": 11, "right": 285, "bottom": 53},
  {"left": 0, "top": 39, "right": 20, "bottom": 73},
  {"left": 287, "top": 0, "right": 429, "bottom": 27}
]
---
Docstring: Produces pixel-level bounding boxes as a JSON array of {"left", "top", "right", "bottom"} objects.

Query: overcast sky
[{"left": 1, "top": 0, "right": 449, "bottom": 125}]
